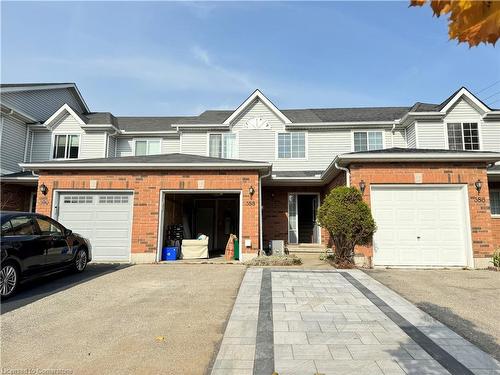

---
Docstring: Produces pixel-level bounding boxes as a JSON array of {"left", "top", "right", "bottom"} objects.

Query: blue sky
[{"left": 2, "top": 1, "right": 500, "bottom": 115}]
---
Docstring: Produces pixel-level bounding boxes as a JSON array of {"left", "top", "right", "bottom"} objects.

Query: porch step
[{"left": 287, "top": 244, "right": 330, "bottom": 254}]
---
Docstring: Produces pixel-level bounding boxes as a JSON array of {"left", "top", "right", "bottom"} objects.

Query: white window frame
[
  {"left": 444, "top": 122, "right": 482, "bottom": 151},
  {"left": 50, "top": 133, "right": 81, "bottom": 160},
  {"left": 207, "top": 132, "right": 238, "bottom": 159},
  {"left": 275, "top": 131, "right": 308, "bottom": 160},
  {"left": 351, "top": 130, "right": 385, "bottom": 152},
  {"left": 133, "top": 138, "right": 162, "bottom": 156},
  {"left": 490, "top": 188, "right": 500, "bottom": 217}
]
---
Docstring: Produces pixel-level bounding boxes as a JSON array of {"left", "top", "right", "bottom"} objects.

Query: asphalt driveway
[
  {"left": 1, "top": 263, "right": 246, "bottom": 375},
  {"left": 365, "top": 269, "right": 500, "bottom": 361}
]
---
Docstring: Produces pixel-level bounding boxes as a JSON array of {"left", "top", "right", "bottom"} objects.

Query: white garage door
[
  {"left": 57, "top": 192, "right": 133, "bottom": 262},
  {"left": 371, "top": 185, "right": 470, "bottom": 267}
]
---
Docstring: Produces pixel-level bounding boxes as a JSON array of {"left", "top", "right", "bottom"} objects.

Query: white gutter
[
  {"left": 120, "top": 130, "right": 178, "bottom": 135},
  {"left": 334, "top": 162, "right": 350, "bottom": 187},
  {"left": 336, "top": 152, "right": 500, "bottom": 165},
  {"left": 175, "top": 124, "right": 228, "bottom": 129}
]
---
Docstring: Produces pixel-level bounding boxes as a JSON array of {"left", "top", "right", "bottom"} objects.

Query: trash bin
[
  {"left": 162, "top": 246, "right": 178, "bottom": 261},
  {"left": 234, "top": 238, "right": 239, "bottom": 260}
]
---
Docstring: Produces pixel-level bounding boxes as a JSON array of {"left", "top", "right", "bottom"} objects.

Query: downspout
[
  {"left": 259, "top": 168, "right": 272, "bottom": 253},
  {"left": 335, "top": 162, "right": 350, "bottom": 187},
  {"left": 391, "top": 122, "right": 396, "bottom": 147}
]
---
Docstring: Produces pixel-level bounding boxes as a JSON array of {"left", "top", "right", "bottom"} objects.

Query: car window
[
  {"left": 35, "top": 217, "right": 63, "bottom": 235},
  {"left": 9, "top": 216, "right": 36, "bottom": 236},
  {"left": 1, "top": 220, "right": 14, "bottom": 236}
]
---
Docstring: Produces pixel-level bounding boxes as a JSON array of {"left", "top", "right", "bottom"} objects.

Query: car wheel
[
  {"left": 1, "top": 262, "right": 19, "bottom": 299},
  {"left": 74, "top": 248, "right": 88, "bottom": 273}
]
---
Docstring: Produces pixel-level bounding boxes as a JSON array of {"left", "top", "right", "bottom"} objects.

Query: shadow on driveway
[
  {"left": 417, "top": 301, "right": 500, "bottom": 361},
  {"left": 1, "top": 263, "right": 131, "bottom": 315}
]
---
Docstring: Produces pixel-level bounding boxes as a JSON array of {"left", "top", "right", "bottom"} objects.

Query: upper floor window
[
  {"left": 278, "top": 132, "right": 305, "bottom": 159},
  {"left": 447, "top": 123, "right": 480, "bottom": 150},
  {"left": 353, "top": 131, "right": 383, "bottom": 152},
  {"left": 491, "top": 189, "right": 500, "bottom": 216},
  {"left": 135, "top": 139, "right": 161, "bottom": 156},
  {"left": 209, "top": 133, "right": 237, "bottom": 159},
  {"left": 53, "top": 134, "right": 79, "bottom": 159}
]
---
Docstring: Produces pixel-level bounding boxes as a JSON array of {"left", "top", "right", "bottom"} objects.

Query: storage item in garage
[
  {"left": 162, "top": 246, "right": 178, "bottom": 261},
  {"left": 270, "top": 240, "right": 285, "bottom": 256},
  {"left": 234, "top": 238, "right": 239, "bottom": 260},
  {"left": 181, "top": 238, "right": 209, "bottom": 259}
]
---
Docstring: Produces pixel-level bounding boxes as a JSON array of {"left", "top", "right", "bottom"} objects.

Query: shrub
[
  {"left": 245, "top": 255, "right": 302, "bottom": 266},
  {"left": 492, "top": 249, "right": 500, "bottom": 268},
  {"left": 317, "top": 186, "right": 376, "bottom": 264}
]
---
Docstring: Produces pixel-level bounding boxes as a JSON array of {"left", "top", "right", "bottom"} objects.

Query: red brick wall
[
  {"left": 1, "top": 183, "right": 36, "bottom": 212},
  {"left": 348, "top": 162, "right": 495, "bottom": 260},
  {"left": 35, "top": 170, "right": 260, "bottom": 255}
]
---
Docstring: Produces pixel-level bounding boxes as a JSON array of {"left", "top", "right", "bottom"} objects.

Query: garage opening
[{"left": 159, "top": 191, "right": 241, "bottom": 260}]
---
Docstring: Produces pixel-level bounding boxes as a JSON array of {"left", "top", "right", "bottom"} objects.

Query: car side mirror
[{"left": 64, "top": 229, "right": 72, "bottom": 236}]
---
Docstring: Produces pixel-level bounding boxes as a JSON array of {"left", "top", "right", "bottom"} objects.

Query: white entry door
[
  {"left": 57, "top": 192, "right": 133, "bottom": 262},
  {"left": 371, "top": 185, "right": 470, "bottom": 267}
]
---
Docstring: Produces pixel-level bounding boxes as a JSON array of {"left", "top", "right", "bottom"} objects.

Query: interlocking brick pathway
[{"left": 210, "top": 269, "right": 500, "bottom": 375}]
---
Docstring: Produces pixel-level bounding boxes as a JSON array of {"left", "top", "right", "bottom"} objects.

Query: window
[
  {"left": 353, "top": 131, "right": 383, "bottom": 152},
  {"left": 7, "top": 216, "right": 36, "bottom": 236},
  {"left": 447, "top": 123, "right": 480, "bottom": 150},
  {"left": 35, "top": 217, "right": 63, "bottom": 236},
  {"left": 135, "top": 139, "right": 161, "bottom": 156},
  {"left": 278, "top": 133, "right": 306, "bottom": 159},
  {"left": 1, "top": 221, "right": 13, "bottom": 236},
  {"left": 209, "top": 133, "right": 237, "bottom": 159},
  {"left": 53, "top": 134, "right": 79, "bottom": 159},
  {"left": 63, "top": 195, "right": 93, "bottom": 204},
  {"left": 99, "top": 195, "right": 129, "bottom": 204},
  {"left": 491, "top": 190, "right": 500, "bottom": 215}
]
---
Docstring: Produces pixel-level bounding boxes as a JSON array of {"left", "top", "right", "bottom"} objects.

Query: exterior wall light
[
  {"left": 474, "top": 179, "right": 482, "bottom": 194},
  {"left": 359, "top": 180, "right": 366, "bottom": 194},
  {"left": 249, "top": 186, "right": 255, "bottom": 197},
  {"left": 40, "top": 183, "right": 49, "bottom": 196}
]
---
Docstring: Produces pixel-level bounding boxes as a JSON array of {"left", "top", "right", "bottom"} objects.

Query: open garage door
[
  {"left": 56, "top": 192, "right": 133, "bottom": 262},
  {"left": 371, "top": 185, "right": 471, "bottom": 267}
]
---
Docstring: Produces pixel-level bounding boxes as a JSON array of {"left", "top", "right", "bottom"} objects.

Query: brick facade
[
  {"left": 35, "top": 170, "right": 260, "bottom": 258},
  {"left": 348, "top": 162, "right": 495, "bottom": 264}
]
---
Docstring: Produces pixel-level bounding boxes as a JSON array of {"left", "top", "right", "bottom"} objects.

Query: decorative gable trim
[
  {"left": 223, "top": 89, "right": 292, "bottom": 125},
  {"left": 439, "top": 87, "right": 490, "bottom": 114},
  {"left": 43, "top": 103, "right": 87, "bottom": 129}
]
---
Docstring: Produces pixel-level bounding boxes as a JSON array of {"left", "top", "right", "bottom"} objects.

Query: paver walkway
[{"left": 210, "top": 268, "right": 500, "bottom": 375}]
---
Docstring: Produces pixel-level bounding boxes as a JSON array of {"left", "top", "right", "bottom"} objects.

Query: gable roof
[
  {"left": 438, "top": 87, "right": 491, "bottom": 113},
  {"left": 223, "top": 89, "right": 292, "bottom": 125},
  {"left": 43, "top": 104, "right": 88, "bottom": 128}
]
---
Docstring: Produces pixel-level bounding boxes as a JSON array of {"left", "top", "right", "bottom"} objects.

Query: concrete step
[{"left": 287, "top": 244, "right": 330, "bottom": 254}]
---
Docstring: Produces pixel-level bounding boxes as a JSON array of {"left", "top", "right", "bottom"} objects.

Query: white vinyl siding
[
  {"left": 390, "top": 129, "right": 406, "bottom": 148},
  {"left": 0, "top": 115, "right": 27, "bottom": 174},
  {"left": 444, "top": 98, "right": 483, "bottom": 123},
  {"left": 481, "top": 121, "right": 500, "bottom": 152},
  {"left": 406, "top": 124, "right": 417, "bottom": 148},
  {"left": 30, "top": 131, "right": 52, "bottom": 162},
  {"left": 0, "top": 88, "right": 84, "bottom": 122},
  {"left": 79, "top": 133, "right": 106, "bottom": 159},
  {"left": 162, "top": 137, "right": 180, "bottom": 154},
  {"left": 116, "top": 138, "right": 134, "bottom": 157},
  {"left": 180, "top": 132, "right": 207, "bottom": 156},
  {"left": 52, "top": 113, "right": 83, "bottom": 133},
  {"left": 416, "top": 122, "right": 446, "bottom": 149}
]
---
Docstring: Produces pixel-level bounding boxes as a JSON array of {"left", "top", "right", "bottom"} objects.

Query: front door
[{"left": 288, "top": 193, "right": 320, "bottom": 244}]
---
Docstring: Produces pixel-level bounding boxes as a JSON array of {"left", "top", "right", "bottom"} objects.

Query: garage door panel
[
  {"left": 58, "top": 192, "right": 133, "bottom": 262},
  {"left": 372, "top": 186, "right": 469, "bottom": 267}
]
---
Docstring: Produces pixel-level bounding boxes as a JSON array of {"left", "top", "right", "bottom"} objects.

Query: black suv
[{"left": 1, "top": 212, "right": 92, "bottom": 298}]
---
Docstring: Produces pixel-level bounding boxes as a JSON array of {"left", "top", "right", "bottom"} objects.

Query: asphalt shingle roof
[
  {"left": 35, "top": 153, "right": 270, "bottom": 165},
  {"left": 345, "top": 147, "right": 500, "bottom": 155}
]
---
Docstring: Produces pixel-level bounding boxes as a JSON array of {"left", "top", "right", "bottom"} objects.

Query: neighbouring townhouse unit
[{"left": 1, "top": 83, "right": 499, "bottom": 268}]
